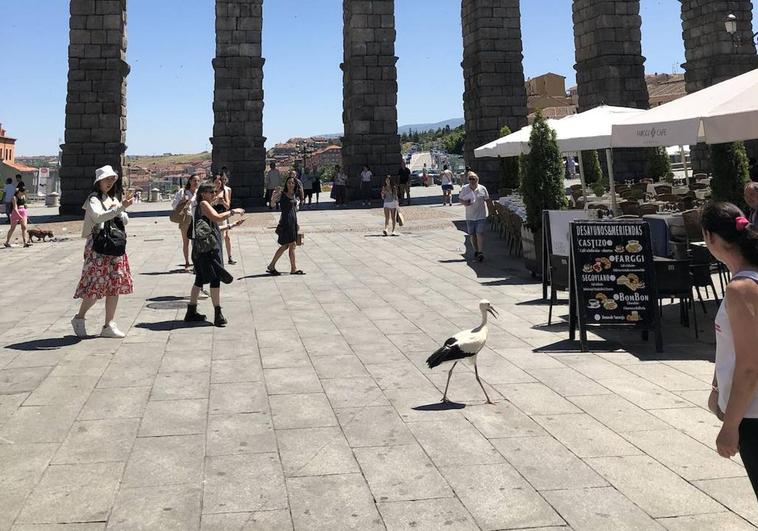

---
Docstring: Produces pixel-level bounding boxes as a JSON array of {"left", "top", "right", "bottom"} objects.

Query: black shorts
[{"left": 442, "top": 184, "right": 453, "bottom": 191}]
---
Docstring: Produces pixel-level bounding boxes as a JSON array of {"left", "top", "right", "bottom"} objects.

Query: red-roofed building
[
  {"left": 308, "top": 145, "right": 342, "bottom": 171},
  {"left": 0, "top": 123, "right": 38, "bottom": 188}
]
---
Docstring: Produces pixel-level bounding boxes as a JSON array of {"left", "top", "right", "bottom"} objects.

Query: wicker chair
[
  {"left": 619, "top": 202, "right": 642, "bottom": 216},
  {"left": 639, "top": 203, "right": 661, "bottom": 215},
  {"left": 682, "top": 208, "right": 703, "bottom": 243},
  {"left": 656, "top": 193, "right": 680, "bottom": 203},
  {"left": 654, "top": 184, "right": 672, "bottom": 195}
]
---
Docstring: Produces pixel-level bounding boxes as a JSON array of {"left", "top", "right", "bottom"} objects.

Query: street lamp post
[{"left": 725, "top": 13, "right": 758, "bottom": 48}]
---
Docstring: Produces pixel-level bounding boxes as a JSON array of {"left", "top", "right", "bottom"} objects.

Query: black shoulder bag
[{"left": 92, "top": 197, "right": 127, "bottom": 256}]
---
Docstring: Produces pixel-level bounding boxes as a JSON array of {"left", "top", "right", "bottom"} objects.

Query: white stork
[{"left": 426, "top": 299, "right": 498, "bottom": 404}]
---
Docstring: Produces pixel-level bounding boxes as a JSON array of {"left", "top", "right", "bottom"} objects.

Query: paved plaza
[{"left": 0, "top": 191, "right": 757, "bottom": 530}]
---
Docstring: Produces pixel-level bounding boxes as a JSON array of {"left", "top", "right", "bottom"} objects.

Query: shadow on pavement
[
  {"left": 135, "top": 321, "right": 213, "bottom": 331},
  {"left": 6, "top": 336, "right": 81, "bottom": 351},
  {"left": 140, "top": 269, "right": 188, "bottom": 276},
  {"left": 412, "top": 401, "right": 466, "bottom": 411},
  {"left": 238, "top": 274, "right": 273, "bottom": 280}
]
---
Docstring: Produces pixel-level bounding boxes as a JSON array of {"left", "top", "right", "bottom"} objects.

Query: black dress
[
  {"left": 192, "top": 204, "right": 232, "bottom": 286},
  {"left": 277, "top": 194, "right": 298, "bottom": 245},
  {"left": 312, "top": 175, "right": 321, "bottom": 194}
]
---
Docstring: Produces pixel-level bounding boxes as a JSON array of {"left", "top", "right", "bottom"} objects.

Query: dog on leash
[{"left": 28, "top": 228, "right": 54, "bottom": 242}]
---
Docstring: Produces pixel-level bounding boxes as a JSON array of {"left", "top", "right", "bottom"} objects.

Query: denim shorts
[{"left": 466, "top": 218, "right": 487, "bottom": 235}]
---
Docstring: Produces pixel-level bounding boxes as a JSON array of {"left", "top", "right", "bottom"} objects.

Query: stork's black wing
[{"left": 426, "top": 338, "right": 471, "bottom": 368}]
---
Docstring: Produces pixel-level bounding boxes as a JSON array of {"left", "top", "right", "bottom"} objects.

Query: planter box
[{"left": 521, "top": 226, "right": 543, "bottom": 279}]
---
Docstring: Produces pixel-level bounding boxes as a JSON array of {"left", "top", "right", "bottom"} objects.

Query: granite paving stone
[
  {"left": 270, "top": 393, "right": 337, "bottom": 430},
  {"left": 286, "top": 474, "right": 384, "bottom": 531},
  {"left": 276, "top": 426, "right": 359, "bottom": 477},
  {"left": 122, "top": 434, "right": 205, "bottom": 487},
  {"left": 200, "top": 510, "right": 293, "bottom": 531},
  {"left": 77, "top": 387, "right": 150, "bottom": 421},
  {"left": 321, "top": 377, "right": 390, "bottom": 409},
  {"left": 493, "top": 382, "right": 582, "bottom": 415},
  {"left": 376, "top": 498, "right": 479, "bottom": 531},
  {"left": 16, "top": 463, "right": 124, "bottom": 525},
  {"left": 206, "top": 412, "right": 276, "bottom": 456},
  {"left": 568, "top": 393, "right": 673, "bottom": 433},
  {"left": 210, "top": 357, "right": 262, "bottom": 383},
  {"left": 52, "top": 419, "right": 139, "bottom": 464},
  {"left": 492, "top": 436, "right": 608, "bottom": 491},
  {"left": 441, "top": 463, "right": 564, "bottom": 530},
  {"left": 354, "top": 443, "right": 453, "bottom": 502},
  {"left": 337, "top": 405, "right": 416, "bottom": 448},
  {"left": 139, "top": 399, "right": 208, "bottom": 436},
  {"left": 407, "top": 418, "right": 503, "bottom": 467},
  {"left": 533, "top": 413, "right": 643, "bottom": 458},
  {"left": 657, "top": 513, "right": 757, "bottom": 530},
  {"left": 203, "top": 453, "right": 287, "bottom": 514},
  {"left": 208, "top": 382, "right": 267, "bottom": 415},
  {"left": 693, "top": 477, "right": 758, "bottom": 525},
  {"left": 150, "top": 372, "right": 210, "bottom": 401},
  {"left": 107, "top": 484, "right": 202, "bottom": 531},
  {"left": 543, "top": 487, "right": 665, "bottom": 530},
  {"left": 263, "top": 367, "right": 322, "bottom": 395}
]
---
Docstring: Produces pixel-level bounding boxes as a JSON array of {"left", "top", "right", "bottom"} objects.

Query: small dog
[{"left": 28, "top": 228, "right": 54, "bottom": 242}]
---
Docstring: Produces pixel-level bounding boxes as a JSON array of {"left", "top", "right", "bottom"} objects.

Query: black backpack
[{"left": 92, "top": 197, "right": 127, "bottom": 256}]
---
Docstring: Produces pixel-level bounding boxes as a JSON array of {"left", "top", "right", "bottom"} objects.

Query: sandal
[
  {"left": 266, "top": 267, "right": 281, "bottom": 276},
  {"left": 291, "top": 270, "right": 306, "bottom": 275}
]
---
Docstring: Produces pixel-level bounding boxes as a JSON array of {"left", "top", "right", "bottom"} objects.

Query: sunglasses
[{"left": 468, "top": 178, "right": 477, "bottom": 181}]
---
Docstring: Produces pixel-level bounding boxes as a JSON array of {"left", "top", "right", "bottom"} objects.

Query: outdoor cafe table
[{"left": 646, "top": 183, "right": 689, "bottom": 196}]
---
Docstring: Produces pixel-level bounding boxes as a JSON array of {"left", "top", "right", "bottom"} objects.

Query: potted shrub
[
  {"left": 520, "top": 111, "right": 567, "bottom": 277},
  {"left": 646, "top": 147, "right": 673, "bottom": 183},
  {"left": 498, "top": 125, "right": 520, "bottom": 194},
  {"left": 711, "top": 141, "right": 750, "bottom": 209},
  {"left": 581, "top": 150, "right": 602, "bottom": 186}
]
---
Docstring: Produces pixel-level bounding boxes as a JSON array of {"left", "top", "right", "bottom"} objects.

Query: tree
[
  {"left": 646, "top": 147, "right": 673, "bottom": 183},
  {"left": 711, "top": 141, "right": 750, "bottom": 209},
  {"left": 497, "top": 125, "right": 520, "bottom": 190},
  {"left": 581, "top": 150, "right": 602, "bottom": 186},
  {"left": 521, "top": 111, "right": 567, "bottom": 232}
]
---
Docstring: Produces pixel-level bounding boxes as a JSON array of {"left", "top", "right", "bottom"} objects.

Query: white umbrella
[{"left": 611, "top": 67, "right": 758, "bottom": 147}]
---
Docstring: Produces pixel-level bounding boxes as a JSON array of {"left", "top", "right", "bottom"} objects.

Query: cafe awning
[{"left": 611, "top": 67, "right": 758, "bottom": 147}]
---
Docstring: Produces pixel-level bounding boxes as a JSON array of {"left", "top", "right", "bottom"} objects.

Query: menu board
[{"left": 570, "top": 220, "right": 657, "bottom": 328}]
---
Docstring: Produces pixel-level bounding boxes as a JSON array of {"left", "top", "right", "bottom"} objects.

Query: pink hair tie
[{"left": 736, "top": 216, "right": 750, "bottom": 232}]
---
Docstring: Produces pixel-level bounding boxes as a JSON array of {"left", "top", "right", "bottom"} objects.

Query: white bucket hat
[{"left": 94, "top": 165, "right": 119, "bottom": 183}]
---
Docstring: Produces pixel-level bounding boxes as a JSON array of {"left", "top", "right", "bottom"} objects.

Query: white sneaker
[
  {"left": 71, "top": 317, "right": 87, "bottom": 338},
  {"left": 101, "top": 322, "right": 125, "bottom": 338},
  {"left": 198, "top": 289, "right": 209, "bottom": 300}
]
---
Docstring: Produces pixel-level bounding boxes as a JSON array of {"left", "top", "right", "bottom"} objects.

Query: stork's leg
[
  {"left": 441, "top": 362, "right": 458, "bottom": 403},
  {"left": 474, "top": 362, "right": 493, "bottom": 404}
]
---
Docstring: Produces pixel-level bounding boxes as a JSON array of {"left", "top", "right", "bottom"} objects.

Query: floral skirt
[{"left": 74, "top": 237, "right": 133, "bottom": 299}]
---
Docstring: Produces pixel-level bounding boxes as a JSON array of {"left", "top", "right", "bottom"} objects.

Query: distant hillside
[
  {"left": 398, "top": 118, "right": 464, "bottom": 134},
  {"left": 126, "top": 152, "right": 211, "bottom": 166}
]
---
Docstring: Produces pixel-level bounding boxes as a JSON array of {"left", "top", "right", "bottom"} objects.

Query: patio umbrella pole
[
  {"left": 679, "top": 145, "right": 690, "bottom": 187},
  {"left": 605, "top": 148, "right": 618, "bottom": 216},
  {"left": 577, "top": 151, "right": 588, "bottom": 211}
]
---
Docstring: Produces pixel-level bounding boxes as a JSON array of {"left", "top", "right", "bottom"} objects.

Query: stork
[{"left": 426, "top": 300, "right": 498, "bottom": 404}]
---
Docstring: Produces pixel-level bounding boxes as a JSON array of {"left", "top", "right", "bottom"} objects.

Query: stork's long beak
[{"left": 487, "top": 307, "right": 499, "bottom": 318}]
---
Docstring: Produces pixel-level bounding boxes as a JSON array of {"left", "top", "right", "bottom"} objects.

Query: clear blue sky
[{"left": 2, "top": 1, "right": 754, "bottom": 155}]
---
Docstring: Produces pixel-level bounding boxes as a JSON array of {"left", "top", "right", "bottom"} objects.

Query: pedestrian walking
[
  {"left": 397, "top": 160, "right": 411, "bottom": 205},
  {"left": 312, "top": 170, "right": 321, "bottom": 205},
  {"left": 703, "top": 201, "right": 758, "bottom": 500},
  {"left": 333, "top": 165, "right": 348, "bottom": 207},
  {"left": 267, "top": 175, "right": 304, "bottom": 275},
  {"left": 212, "top": 173, "right": 237, "bottom": 265},
  {"left": 422, "top": 163, "right": 429, "bottom": 187},
  {"left": 171, "top": 174, "right": 200, "bottom": 271},
  {"left": 440, "top": 164, "right": 454, "bottom": 206},
  {"left": 291, "top": 170, "right": 305, "bottom": 209},
  {"left": 265, "top": 161, "right": 282, "bottom": 210},
  {"left": 360, "top": 165, "right": 373, "bottom": 206},
  {"left": 566, "top": 156, "right": 577, "bottom": 178},
  {"left": 4, "top": 186, "right": 30, "bottom": 247},
  {"left": 459, "top": 171, "right": 490, "bottom": 262},
  {"left": 301, "top": 168, "right": 314, "bottom": 209},
  {"left": 70, "top": 165, "right": 134, "bottom": 338},
  {"left": 3, "top": 178, "right": 16, "bottom": 224},
  {"left": 381, "top": 175, "right": 399, "bottom": 236},
  {"left": 184, "top": 182, "right": 245, "bottom": 327}
]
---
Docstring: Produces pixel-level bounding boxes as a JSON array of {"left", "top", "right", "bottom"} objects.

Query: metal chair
[
  {"left": 654, "top": 259, "right": 698, "bottom": 338},
  {"left": 689, "top": 243, "right": 720, "bottom": 313},
  {"left": 682, "top": 208, "right": 703, "bottom": 243}
]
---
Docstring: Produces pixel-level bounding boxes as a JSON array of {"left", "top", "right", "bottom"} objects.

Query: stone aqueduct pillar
[
  {"left": 680, "top": 0, "right": 758, "bottom": 172},
  {"left": 60, "top": 0, "right": 128, "bottom": 216},
  {"left": 573, "top": 0, "right": 650, "bottom": 180},
  {"left": 461, "top": 0, "right": 528, "bottom": 190},
  {"left": 211, "top": 0, "right": 266, "bottom": 207},
  {"left": 341, "top": 0, "right": 402, "bottom": 191}
]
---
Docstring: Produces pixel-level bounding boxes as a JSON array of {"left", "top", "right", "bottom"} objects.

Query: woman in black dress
[
  {"left": 184, "top": 183, "right": 245, "bottom": 326},
  {"left": 267, "top": 175, "right": 304, "bottom": 276}
]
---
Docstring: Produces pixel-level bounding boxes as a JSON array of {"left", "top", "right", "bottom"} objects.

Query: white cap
[{"left": 94, "top": 165, "right": 118, "bottom": 183}]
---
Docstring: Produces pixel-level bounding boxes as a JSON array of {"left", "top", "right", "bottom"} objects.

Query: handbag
[
  {"left": 396, "top": 210, "right": 404, "bottom": 227},
  {"left": 169, "top": 202, "right": 190, "bottom": 225},
  {"left": 297, "top": 233, "right": 304, "bottom": 246},
  {"left": 92, "top": 198, "right": 127, "bottom": 256},
  {"left": 330, "top": 186, "right": 337, "bottom": 200},
  {"left": 193, "top": 218, "right": 216, "bottom": 254}
]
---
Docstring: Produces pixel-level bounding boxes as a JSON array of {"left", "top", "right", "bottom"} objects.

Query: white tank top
[{"left": 715, "top": 270, "right": 758, "bottom": 417}]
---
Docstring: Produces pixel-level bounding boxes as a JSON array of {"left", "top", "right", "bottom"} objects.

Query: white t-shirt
[
  {"left": 361, "top": 170, "right": 373, "bottom": 183},
  {"left": 3, "top": 184, "right": 15, "bottom": 203},
  {"left": 441, "top": 170, "right": 453, "bottom": 186},
  {"left": 172, "top": 189, "right": 193, "bottom": 209},
  {"left": 459, "top": 184, "right": 489, "bottom": 220},
  {"left": 716, "top": 270, "right": 758, "bottom": 418}
]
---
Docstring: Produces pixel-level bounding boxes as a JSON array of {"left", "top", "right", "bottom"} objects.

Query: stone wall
[
  {"left": 60, "top": 0, "right": 128, "bottom": 215},
  {"left": 681, "top": 0, "right": 758, "bottom": 172},
  {"left": 573, "top": 0, "right": 650, "bottom": 181},
  {"left": 211, "top": 0, "right": 266, "bottom": 207},
  {"left": 461, "top": 0, "right": 527, "bottom": 191},
  {"left": 341, "top": 0, "right": 402, "bottom": 191}
]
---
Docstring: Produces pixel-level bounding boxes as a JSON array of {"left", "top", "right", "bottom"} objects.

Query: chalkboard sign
[{"left": 569, "top": 220, "right": 662, "bottom": 352}]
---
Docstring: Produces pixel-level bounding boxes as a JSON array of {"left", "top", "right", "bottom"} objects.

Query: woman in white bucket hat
[{"left": 71, "top": 165, "right": 134, "bottom": 338}]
